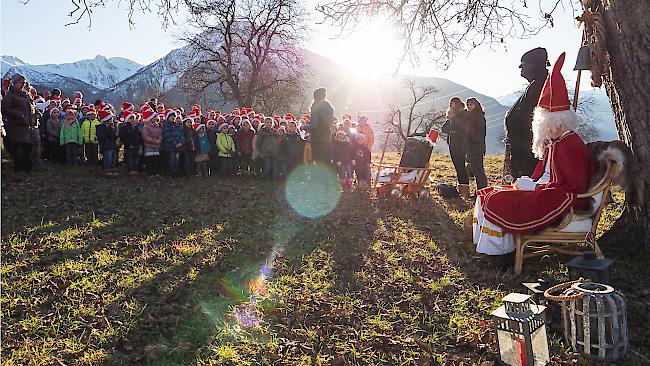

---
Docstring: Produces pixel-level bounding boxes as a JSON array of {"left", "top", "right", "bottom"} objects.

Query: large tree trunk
[{"left": 601, "top": 0, "right": 650, "bottom": 246}]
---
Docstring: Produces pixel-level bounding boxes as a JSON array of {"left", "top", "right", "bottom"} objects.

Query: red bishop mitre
[{"left": 537, "top": 52, "right": 570, "bottom": 112}]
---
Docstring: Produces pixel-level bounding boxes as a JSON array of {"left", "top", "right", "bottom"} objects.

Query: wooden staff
[
  {"left": 573, "top": 29, "right": 587, "bottom": 111},
  {"left": 373, "top": 128, "right": 392, "bottom": 189}
]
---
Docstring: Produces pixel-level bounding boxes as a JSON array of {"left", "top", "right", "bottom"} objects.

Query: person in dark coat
[
  {"left": 279, "top": 121, "right": 305, "bottom": 176},
  {"left": 234, "top": 119, "right": 255, "bottom": 175},
  {"left": 205, "top": 119, "right": 218, "bottom": 175},
  {"left": 95, "top": 110, "right": 118, "bottom": 176},
  {"left": 181, "top": 117, "right": 197, "bottom": 176},
  {"left": 1, "top": 74, "right": 34, "bottom": 173},
  {"left": 504, "top": 47, "right": 549, "bottom": 179},
  {"left": 441, "top": 97, "right": 469, "bottom": 197},
  {"left": 464, "top": 97, "right": 488, "bottom": 190},
  {"left": 118, "top": 112, "right": 144, "bottom": 175},
  {"left": 303, "top": 87, "right": 334, "bottom": 165}
]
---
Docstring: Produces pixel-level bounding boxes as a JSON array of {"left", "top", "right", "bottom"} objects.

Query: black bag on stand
[{"left": 399, "top": 137, "right": 432, "bottom": 168}]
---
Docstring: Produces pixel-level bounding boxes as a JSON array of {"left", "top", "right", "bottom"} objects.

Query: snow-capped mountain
[
  {"left": 2, "top": 57, "right": 101, "bottom": 98},
  {"left": 103, "top": 47, "right": 191, "bottom": 103},
  {"left": 1, "top": 55, "right": 142, "bottom": 89}
]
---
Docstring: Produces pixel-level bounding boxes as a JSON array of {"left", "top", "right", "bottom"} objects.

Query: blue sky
[{"left": 1, "top": 0, "right": 594, "bottom": 97}]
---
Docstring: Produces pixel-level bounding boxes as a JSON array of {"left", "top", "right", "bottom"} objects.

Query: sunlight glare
[{"left": 335, "top": 20, "right": 403, "bottom": 78}]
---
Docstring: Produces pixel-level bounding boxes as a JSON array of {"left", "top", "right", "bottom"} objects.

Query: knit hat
[{"left": 98, "top": 110, "right": 113, "bottom": 122}]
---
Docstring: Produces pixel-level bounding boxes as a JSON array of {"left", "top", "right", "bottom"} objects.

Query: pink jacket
[{"left": 142, "top": 123, "right": 162, "bottom": 151}]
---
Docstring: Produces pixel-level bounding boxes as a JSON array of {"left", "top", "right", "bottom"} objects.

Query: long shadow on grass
[{"left": 99, "top": 186, "right": 337, "bottom": 365}]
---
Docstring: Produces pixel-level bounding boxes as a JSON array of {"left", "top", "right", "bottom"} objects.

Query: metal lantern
[
  {"left": 491, "top": 293, "right": 550, "bottom": 366},
  {"left": 565, "top": 250, "right": 614, "bottom": 284},
  {"left": 560, "top": 282, "right": 628, "bottom": 362}
]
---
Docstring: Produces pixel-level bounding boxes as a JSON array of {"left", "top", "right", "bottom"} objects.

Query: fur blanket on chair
[{"left": 587, "top": 140, "right": 644, "bottom": 208}]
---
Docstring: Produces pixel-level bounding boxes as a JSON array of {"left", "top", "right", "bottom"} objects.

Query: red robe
[{"left": 477, "top": 131, "right": 594, "bottom": 234}]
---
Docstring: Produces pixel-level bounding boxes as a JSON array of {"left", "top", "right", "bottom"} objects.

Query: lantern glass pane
[
  {"left": 497, "top": 329, "right": 525, "bottom": 366},
  {"left": 531, "top": 324, "right": 550, "bottom": 365}
]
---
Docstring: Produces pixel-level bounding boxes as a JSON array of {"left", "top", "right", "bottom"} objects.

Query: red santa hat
[
  {"left": 218, "top": 123, "right": 229, "bottom": 131},
  {"left": 140, "top": 103, "right": 153, "bottom": 112},
  {"left": 73, "top": 91, "right": 83, "bottom": 100},
  {"left": 302, "top": 114, "right": 311, "bottom": 121},
  {"left": 61, "top": 98, "right": 70, "bottom": 105},
  {"left": 156, "top": 101, "right": 165, "bottom": 109},
  {"left": 194, "top": 123, "right": 206, "bottom": 131},
  {"left": 531, "top": 52, "right": 583, "bottom": 158},
  {"left": 72, "top": 97, "right": 82, "bottom": 105},
  {"left": 163, "top": 109, "right": 176, "bottom": 121},
  {"left": 342, "top": 113, "right": 352, "bottom": 121},
  {"left": 123, "top": 111, "right": 137, "bottom": 122},
  {"left": 85, "top": 107, "right": 97, "bottom": 116},
  {"left": 121, "top": 102, "right": 134, "bottom": 112},
  {"left": 142, "top": 109, "right": 158, "bottom": 122},
  {"left": 183, "top": 115, "right": 194, "bottom": 123},
  {"left": 284, "top": 113, "right": 295, "bottom": 121},
  {"left": 192, "top": 104, "right": 201, "bottom": 111},
  {"left": 97, "top": 110, "right": 113, "bottom": 122}
]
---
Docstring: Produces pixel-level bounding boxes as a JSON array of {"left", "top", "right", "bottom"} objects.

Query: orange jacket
[{"left": 357, "top": 124, "right": 374, "bottom": 150}]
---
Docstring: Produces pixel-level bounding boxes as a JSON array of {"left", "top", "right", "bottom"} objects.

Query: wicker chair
[{"left": 513, "top": 161, "right": 619, "bottom": 275}]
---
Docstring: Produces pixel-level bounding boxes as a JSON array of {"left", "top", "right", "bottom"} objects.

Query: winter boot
[{"left": 458, "top": 184, "right": 471, "bottom": 199}]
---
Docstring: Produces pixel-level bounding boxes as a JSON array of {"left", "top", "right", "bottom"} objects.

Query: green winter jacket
[
  {"left": 216, "top": 132, "right": 236, "bottom": 157},
  {"left": 60, "top": 121, "right": 83, "bottom": 145},
  {"left": 81, "top": 118, "right": 101, "bottom": 144}
]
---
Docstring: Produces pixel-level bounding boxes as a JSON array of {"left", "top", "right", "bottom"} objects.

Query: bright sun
[{"left": 334, "top": 21, "right": 403, "bottom": 78}]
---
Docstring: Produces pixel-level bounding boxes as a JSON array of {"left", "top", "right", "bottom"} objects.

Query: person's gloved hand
[{"left": 514, "top": 176, "right": 537, "bottom": 191}]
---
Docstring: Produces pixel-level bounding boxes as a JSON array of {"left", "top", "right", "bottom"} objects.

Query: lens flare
[{"left": 284, "top": 164, "right": 341, "bottom": 218}]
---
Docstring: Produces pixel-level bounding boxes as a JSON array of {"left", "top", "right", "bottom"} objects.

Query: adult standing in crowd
[
  {"left": 464, "top": 98, "right": 488, "bottom": 191},
  {"left": 1, "top": 74, "right": 34, "bottom": 174},
  {"left": 303, "top": 87, "right": 334, "bottom": 165},
  {"left": 503, "top": 47, "right": 549, "bottom": 179},
  {"left": 442, "top": 97, "right": 469, "bottom": 198}
]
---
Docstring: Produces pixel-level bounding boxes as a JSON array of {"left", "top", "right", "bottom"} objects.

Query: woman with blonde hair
[{"left": 442, "top": 97, "right": 469, "bottom": 197}]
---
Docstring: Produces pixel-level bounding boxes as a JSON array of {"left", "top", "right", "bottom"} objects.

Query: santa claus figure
[{"left": 471, "top": 52, "right": 595, "bottom": 255}]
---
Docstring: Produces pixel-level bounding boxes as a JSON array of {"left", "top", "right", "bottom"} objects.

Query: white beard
[{"left": 531, "top": 107, "right": 583, "bottom": 158}]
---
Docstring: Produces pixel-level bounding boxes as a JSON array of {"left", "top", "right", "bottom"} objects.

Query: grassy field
[{"left": 2, "top": 154, "right": 648, "bottom": 365}]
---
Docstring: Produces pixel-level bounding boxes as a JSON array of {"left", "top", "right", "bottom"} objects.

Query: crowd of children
[{"left": 2, "top": 83, "right": 376, "bottom": 190}]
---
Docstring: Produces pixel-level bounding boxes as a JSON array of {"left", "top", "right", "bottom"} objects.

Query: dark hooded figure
[{"left": 503, "top": 47, "right": 550, "bottom": 179}]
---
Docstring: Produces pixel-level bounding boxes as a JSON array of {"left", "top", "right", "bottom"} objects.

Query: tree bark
[{"left": 601, "top": 0, "right": 650, "bottom": 246}]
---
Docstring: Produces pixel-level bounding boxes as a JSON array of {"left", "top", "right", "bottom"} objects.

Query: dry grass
[{"left": 1, "top": 154, "right": 647, "bottom": 365}]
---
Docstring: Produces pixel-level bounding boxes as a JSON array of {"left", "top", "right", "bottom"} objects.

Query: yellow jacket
[{"left": 81, "top": 118, "right": 101, "bottom": 144}]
